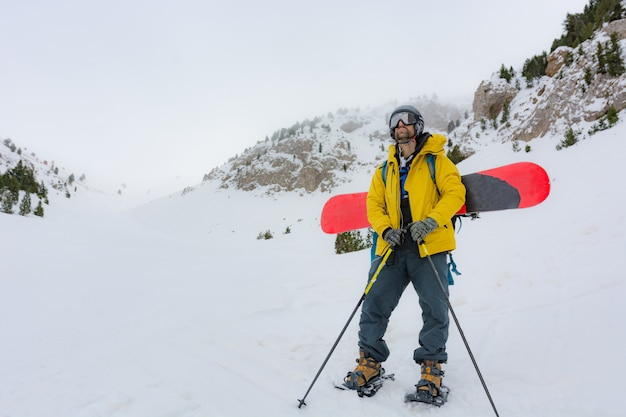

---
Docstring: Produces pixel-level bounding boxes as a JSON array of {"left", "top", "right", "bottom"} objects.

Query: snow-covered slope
[
  {"left": 1, "top": 112, "right": 625, "bottom": 416},
  {"left": 3, "top": 11, "right": 626, "bottom": 415}
]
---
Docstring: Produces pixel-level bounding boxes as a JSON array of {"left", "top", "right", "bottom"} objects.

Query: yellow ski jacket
[{"left": 367, "top": 133, "right": 466, "bottom": 258}]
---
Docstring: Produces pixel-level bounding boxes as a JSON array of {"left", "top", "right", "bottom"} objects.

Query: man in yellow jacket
[{"left": 343, "top": 105, "right": 466, "bottom": 402}]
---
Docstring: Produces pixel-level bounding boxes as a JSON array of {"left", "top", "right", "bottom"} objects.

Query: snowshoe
[
  {"left": 405, "top": 360, "right": 448, "bottom": 406},
  {"left": 405, "top": 384, "right": 449, "bottom": 406},
  {"left": 343, "top": 351, "right": 381, "bottom": 387},
  {"left": 336, "top": 368, "right": 395, "bottom": 397}
]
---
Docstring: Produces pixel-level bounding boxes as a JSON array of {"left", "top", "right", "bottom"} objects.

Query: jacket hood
[{"left": 388, "top": 133, "right": 447, "bottom": 160}]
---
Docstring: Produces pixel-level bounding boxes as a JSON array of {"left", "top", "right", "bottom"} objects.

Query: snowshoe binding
[
  {"left": 337, "top": 367, "right": 394, "bottom": 397},
  {"left": 405, "top": 360, "right": 449, "bottom": 406},
  {"left": 405, "top": 383, "right": 449, "bottom": 406},
  {"left": 336, "top": 352, "right": 394, "bottom": 397}
]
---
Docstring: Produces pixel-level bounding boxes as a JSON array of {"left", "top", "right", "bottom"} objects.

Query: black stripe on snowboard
[{"left": 462, "top": 173, "right": 521, "bottom": 212}]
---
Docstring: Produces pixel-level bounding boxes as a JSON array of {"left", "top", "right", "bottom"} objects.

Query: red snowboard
[{"left": 321, "top": 162, "right": 550, "bottom": 234}]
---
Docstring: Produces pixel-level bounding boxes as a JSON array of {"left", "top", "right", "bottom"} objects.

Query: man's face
[{"left": 394, "top": 120, "right": 415, "bottom": 142}]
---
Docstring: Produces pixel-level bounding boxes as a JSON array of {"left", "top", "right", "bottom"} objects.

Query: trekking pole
[
  {"left": 297, "top": 248, "right": 393, "bottom": 408},
  {"left": 420, "top": 242, "right": 500, "bottom": 417}
]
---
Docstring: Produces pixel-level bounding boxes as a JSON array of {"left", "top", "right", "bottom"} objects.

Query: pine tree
[
  {"left": 1, "top": 190, "right": 15, "bottom": 214},
  {"left": 606, "top": 106, "right": 619, "bottom": 125},
  {"left": 34, "top": 200, "right": 44, "bottom": 217},
  {"left": 4, "top": 160, "right": 38, "bottom": 193},
  {"left": 501, "top": 101, "right": 511, "bottom": 124},
  {"left": 597, "top": 42, "right": 607, "bottom": 73},
  {"left": 335, "top": 230, "right": 372, "bottom": 254},
  {"left": 447, "top": 144, "right": 467, "bottom": 164},
  {"left": 551, "top": 0, "right": 624, "bottom": 51},
  {"left": 37, "top": 181, "right": 49, "bottom": 204},
  {"left": 499, "top": 64, "right": 513, "bottom": 83},
  {"left": 522, "top": 52, "right": 548, "bottom": 86},
  {"left": 606, "top": 33, "right": 625, "bottom": 76},
  {"left": 19, "top": 192, "right": 32, "bottom": 216}
]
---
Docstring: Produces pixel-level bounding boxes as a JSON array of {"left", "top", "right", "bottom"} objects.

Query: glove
[
  {"left": 382, "top": 228, "right": 405, "bottom": 247},
  {"left": 409, "top": 218, "right": 438, "bottom": 243}
]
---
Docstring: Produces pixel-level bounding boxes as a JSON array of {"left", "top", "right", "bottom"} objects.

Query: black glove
[
  {"left": 409, "top": 218, "right": 438, "bottom": 243},
  {"left": 382, "top": 228, "right": 405, "bottom": 247}
]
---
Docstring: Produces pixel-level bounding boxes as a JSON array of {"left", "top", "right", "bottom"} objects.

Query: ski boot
[
  {"left": 405, "top": 360, "right": 449, "bottom": 406},
  {"left": 339, "top": 351, "right": 393, "bottom": 397}
]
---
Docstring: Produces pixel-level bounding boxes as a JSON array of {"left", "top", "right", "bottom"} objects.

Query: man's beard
[{"left": 395, "top": 129, "right": 414, "bottom": 143}]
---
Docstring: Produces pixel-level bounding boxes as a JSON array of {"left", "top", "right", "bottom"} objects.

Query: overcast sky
[{"left": 1, "top": 0, "right": 591, "bottom": 198}]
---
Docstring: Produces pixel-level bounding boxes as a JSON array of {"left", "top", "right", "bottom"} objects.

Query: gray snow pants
[{"left": 358, "top": 248, "right": 450, "bottom": 364}]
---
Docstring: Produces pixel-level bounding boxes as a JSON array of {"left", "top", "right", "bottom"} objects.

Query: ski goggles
[{"left": 389, "top": 112, "right": 419, "bottom": 129}]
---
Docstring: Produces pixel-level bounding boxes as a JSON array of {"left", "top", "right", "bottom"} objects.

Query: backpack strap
[
  {"left": 426, "top": 154, "right": 441, "bottom": 196},
  {"left": 381, "top": 161, "right": 388, "bottom": 185},
  {"left": 371, "top": 161, "right": 388, "bottom": 261},
  {"left": 447, "top": 252, "right": 461, "bottom": 285},
  {"left": 425, "top": 153, "right": 463, "bottom": 285}
]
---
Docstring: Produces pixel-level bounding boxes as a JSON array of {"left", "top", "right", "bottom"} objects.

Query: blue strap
[
  {"left": 399, "top": 166, "right": 409, "bottom": 199},
  {"left": 370, "top": 231, "right": 379, "bottom": 261},
  {"left": 426, "top": 154, "right": 441, "bottom": 196},
  {"left": 381, "top": 161, "right": 388, "bottom": 185},
  {"left": 447, "top": 252, "right": 461, "bottom": 285}
]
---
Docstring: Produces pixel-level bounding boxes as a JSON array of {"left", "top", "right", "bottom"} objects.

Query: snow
[{"left": 2, "top": 120, "right": 626, "bottom": 417}]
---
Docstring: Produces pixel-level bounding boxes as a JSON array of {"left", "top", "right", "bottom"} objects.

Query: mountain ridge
[
  {"left": 2, "top": 13, "right": 626, "bottom": 210},
  {"left": 199, "top": 16, "right": 626, "bottom": 196}
]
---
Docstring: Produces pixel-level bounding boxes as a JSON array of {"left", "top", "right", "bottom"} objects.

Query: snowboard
[{"left": 321, "top": 162, "right": 550, "bottom": 234}]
